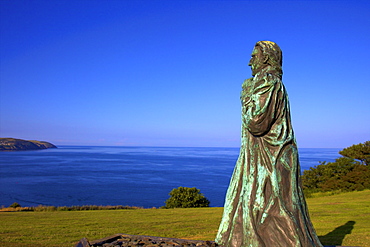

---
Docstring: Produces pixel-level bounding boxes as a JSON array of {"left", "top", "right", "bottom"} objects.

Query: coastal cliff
[{"left": 0, "top": 138, "right": 57, "bottom": 151}]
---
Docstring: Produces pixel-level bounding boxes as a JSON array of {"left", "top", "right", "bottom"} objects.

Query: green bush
[
  {"left": 164, "top": 186, "right": 210, "bottom": 208},
  {"left": 302, "top": 142, "right": 370, "bottom": 195},
  {"left": 9, "top": 202, "right": 21, "bottom": 208}
]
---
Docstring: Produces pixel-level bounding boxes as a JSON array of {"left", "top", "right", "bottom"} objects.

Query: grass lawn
[
  {"left": 1, "top": 190, "right": 369, "bottom": 247},
  {"left": 307, "top": 190, "right": 370, "bottom": 246}
]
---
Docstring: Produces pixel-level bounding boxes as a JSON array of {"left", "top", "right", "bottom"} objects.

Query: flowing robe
[{"left": 215, "top": 67, "right": 322, "bottom": 247}]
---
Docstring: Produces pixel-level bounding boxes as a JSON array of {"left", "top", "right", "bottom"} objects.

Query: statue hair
[{"left": 255, "top": 41, "right": 283, "bottom": 76}]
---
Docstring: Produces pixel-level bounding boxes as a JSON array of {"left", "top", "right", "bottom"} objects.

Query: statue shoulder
[
  {"left": 242, "top": 78, "right": 253, "bottom": 89},
  {"left": 261, "top": 72, "right": 282, "bottom": 86}
]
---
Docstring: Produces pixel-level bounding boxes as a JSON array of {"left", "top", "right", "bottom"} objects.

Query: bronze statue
[{"left": 215, "top": 41, "right": 322, "bottom": 247}]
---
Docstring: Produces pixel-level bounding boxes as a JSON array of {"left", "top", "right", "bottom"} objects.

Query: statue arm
[{"left": 242, "top": 76, "right": 280, "bottom": 136}]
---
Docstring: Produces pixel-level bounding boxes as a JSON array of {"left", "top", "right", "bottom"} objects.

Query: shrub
[
  {"left": 164, "top": 186, "right": 210, "bottom": 208},
  {"left": 302, "top": 156, "right": 370, "bottom": 195},
  {"left": 9, "top": 202, "right": 21, "bottom": 208}
]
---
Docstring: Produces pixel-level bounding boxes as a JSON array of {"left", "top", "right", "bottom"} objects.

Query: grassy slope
[{"left": 0, "top": 190, "right": 369, "bottom": 247}]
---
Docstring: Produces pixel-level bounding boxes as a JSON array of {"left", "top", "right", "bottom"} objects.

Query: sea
[{"left": 0, "top": 146, "right": 342, "bottom": 208}]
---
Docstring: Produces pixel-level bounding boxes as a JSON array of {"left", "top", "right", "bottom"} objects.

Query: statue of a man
[{"left": 215, "top": 41, "right": 322, "bottom": 247}]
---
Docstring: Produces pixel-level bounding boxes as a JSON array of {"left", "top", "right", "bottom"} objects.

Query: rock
[
  {"left": 75, "top": 237, "right": 90, "bottom": 247},
  {"left": 78, "top": 234, "right": 219, "bottom": 247},
  {"left": 75, "top": 234, "right": 359, "bottom": 247}
]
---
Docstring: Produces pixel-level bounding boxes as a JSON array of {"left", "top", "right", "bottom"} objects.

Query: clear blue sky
[{"left": 1, "top": 0, "right": 369, "bottom": 148}]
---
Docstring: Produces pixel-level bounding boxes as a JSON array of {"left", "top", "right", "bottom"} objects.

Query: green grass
[
  {"left": 307, "top": 190, "right": 370, "bottom": 246},
  {"left": 1, "top": 190, "right": 369, "bottom": 247}
]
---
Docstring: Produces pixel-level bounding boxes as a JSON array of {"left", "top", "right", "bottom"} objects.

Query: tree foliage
[
  {"left": 339, "top": 141, "right": 370, "bottom": 165},
  {"left": 10, "top": 202, "right": 21, "bottom": 208},
  {"left": 164, "top": 187, "right": 210, "bottom": 208},
  {"left": 302, "top": 141, "right": 370, "bottom": 195}
]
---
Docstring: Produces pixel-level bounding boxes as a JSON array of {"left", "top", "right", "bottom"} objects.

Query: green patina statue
[{"left": 215, "top": 41, "right": 322, "bottom": 247}]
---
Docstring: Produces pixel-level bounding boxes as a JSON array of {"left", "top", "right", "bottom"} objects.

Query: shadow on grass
[{"left": 319, "top": 221, "right": 355, "bottom": 246}]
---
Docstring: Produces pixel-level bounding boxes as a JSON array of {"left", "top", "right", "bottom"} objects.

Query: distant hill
[{"left": 0, "top": 138, "right": 57, "bottom": 151}]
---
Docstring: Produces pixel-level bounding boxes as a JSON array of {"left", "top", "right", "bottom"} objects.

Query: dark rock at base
[
  {"left": 75, "top": 234, "right": 218, "bottom": 247},
  {"left": 0, "top": 138, "right": 57, "bottom": 151},
  {"left": 75, "top": 234, "right": 360, "bottom": 247},
  {"left": 75, "top": 238, "right": 90, "bottom": 247}
]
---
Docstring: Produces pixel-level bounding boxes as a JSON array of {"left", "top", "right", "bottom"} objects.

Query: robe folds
[{"left": 215, "top": 67, "right": 322, "bottom": 247}]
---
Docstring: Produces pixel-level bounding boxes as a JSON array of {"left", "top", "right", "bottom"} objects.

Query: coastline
[{"left": 0, "top": 138, "right": 57, "bottom": 151}]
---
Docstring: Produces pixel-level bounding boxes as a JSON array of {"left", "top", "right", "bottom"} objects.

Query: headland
[{"left": 0, "top": 138, "right": 57, "bottom": 151}]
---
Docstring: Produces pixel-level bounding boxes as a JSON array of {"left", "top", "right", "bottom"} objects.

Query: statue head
[{"left": 248, "top": 41, "right": 282, "bottom": 76}]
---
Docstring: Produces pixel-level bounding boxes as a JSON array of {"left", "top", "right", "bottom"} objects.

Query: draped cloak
[{"left": 215, "top": 67, "right": 322, "bottom": 247}]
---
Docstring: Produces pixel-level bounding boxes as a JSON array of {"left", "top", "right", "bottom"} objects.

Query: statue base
[
  {"left": 75, "top": 234, "right": 218, "bottom": 247},
  {"left": 75, "top": 234, "right": 359, "bottom": 247}
]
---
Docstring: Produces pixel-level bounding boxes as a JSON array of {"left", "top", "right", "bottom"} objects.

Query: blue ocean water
[{"left": 0, "top": 146, "right": 341, "bottom": 208}]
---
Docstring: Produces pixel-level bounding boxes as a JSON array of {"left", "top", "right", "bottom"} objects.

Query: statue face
[{"left": 248, "top": 46, "right": 266, "bottom": 76}]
